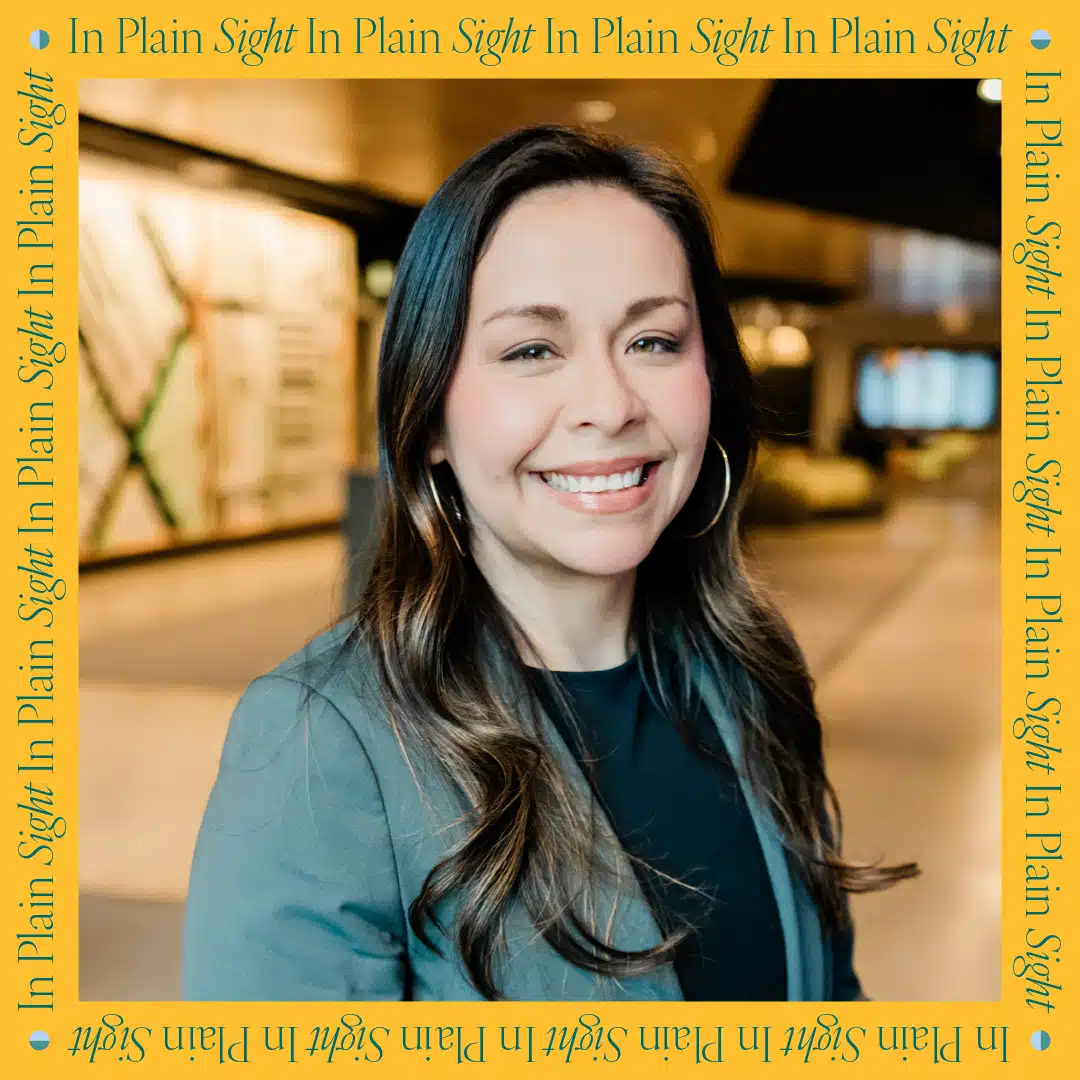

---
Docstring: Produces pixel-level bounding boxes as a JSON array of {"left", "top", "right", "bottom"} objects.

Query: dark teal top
[{"left": 535, "top": 656, "right": 862, "bottom": 1002}]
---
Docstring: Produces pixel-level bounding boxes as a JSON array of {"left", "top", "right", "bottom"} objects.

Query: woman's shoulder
[
  {"left": 223, "top": 618, "right": 389, "bottom": 765},
  {"left": 256, "top": 617, "right": 380, "bottom": 710},
  {"left": 186, "top": 620, "right": 411, "bottom": 1001},
  {"left": 209, "top": 618, "right": 461, "bottom": 850}
]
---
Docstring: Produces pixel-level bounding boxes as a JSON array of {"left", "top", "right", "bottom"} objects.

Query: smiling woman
[
  {"left": 430, "top": 182, "right": 711, "bottom": 636},
  {"left": 182, "top": 124, "right": 917, "bottom": 1003}
]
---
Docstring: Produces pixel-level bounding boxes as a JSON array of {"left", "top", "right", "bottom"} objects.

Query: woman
[{"left": 183, "top": 124, "right": 916, "bottom": 1002}]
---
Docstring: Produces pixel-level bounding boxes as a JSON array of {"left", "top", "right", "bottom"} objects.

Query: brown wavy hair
[{"left": 346, "top": 124, "right": 917, "bottom": 999}]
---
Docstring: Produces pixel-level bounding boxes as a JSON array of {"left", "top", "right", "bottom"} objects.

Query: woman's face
[{"left": 431, "top": 182, "right": 712, "bottom": 580}]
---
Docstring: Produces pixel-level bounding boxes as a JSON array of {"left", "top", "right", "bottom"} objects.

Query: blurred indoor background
[{"left": 77, "top": 78, "right": 1001, "bottom": 1001}]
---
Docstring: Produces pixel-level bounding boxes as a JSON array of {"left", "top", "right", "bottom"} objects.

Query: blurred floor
[{"left": 79, "top": 451, "right": 1000, "bottom": 1002}]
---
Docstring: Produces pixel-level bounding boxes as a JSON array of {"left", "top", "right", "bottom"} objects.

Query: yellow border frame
[{"left": 2, "top": 2, "right": 1075, "bottom": 1074}]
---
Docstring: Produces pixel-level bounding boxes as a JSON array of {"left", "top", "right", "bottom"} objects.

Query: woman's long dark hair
[{"left": 347, "top": 124, "right": 917, "bottom": 999}]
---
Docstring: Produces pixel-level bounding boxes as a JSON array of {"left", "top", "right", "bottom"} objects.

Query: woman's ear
[{"left": 428, "top": 435, "right": 448, "bottom": 466}]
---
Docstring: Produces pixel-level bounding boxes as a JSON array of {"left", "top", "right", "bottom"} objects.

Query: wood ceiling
[{"left": 80, "top": 77, "right": 871, "bottom": 287}]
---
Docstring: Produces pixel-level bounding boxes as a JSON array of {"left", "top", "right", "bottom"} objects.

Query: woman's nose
[{"left": 566, "top": 349, "right": 647, "bottom": 434}]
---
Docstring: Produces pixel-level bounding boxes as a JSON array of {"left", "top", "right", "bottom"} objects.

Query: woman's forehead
[{"left": 470, "top": 185, "right": 692, "bottom": 314}]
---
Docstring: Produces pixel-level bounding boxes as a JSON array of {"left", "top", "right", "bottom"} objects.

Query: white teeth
[{"left": 541, "top": 466, "right": 645, "bottom": 493}]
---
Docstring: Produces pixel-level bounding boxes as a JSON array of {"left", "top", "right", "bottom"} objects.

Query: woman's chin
[{"left": 546, "top": 538, "right": 656, "bottom": 579}]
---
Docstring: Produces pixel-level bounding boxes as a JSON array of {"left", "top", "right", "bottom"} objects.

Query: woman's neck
[{"left": 473, "top": 540, "right": 636, "bottom": 672}]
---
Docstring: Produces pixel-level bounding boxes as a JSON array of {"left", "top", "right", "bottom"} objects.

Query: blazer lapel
[
  {"left": 690, "top": 658, "right": 827, "bottom": 1001},
  {"left": 509, "top": 693, "right": 685, "bottom": 1001}
]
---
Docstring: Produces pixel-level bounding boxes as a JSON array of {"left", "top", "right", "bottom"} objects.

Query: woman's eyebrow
[
  {"left": 482, "top": 303, "right": 566, "bottom": 327},
  {"left": 622, "top": 295, "right": 688, "bottom": 322},
  {"left": 481, "top": 295, "right": 688, "bottom": 328}
]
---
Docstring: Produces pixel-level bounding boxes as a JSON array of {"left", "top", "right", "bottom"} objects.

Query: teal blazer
[{"left": 183, "top": 622, "right": 834, "bottom": 1001}]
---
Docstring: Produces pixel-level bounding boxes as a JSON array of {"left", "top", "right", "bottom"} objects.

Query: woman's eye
[
  {"left": 503, "top": 343, "right": 556, "bottom": 363},
  {"left": 628, "top": 336, "right": 679, "bottom": 354}
]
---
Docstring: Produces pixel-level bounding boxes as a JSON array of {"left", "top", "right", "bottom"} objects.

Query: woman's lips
[
  {"left": 538, "top": 455, "right": 653, "bottom": 476},
  {"left": 532, "top": 460, "right": 660, "bottom": 514}
]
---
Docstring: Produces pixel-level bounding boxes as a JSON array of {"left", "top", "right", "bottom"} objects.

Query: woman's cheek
[
  {"left": 645, "top": 356, "right": 712, "bottom": 443},
  {"left": 446, "top": 373, "right": 551, "bottom": 479}
]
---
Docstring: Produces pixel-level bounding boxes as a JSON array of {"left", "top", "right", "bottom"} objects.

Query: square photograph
[{"left": 76, "top": 77, "right": 1001, "bottom": 1003}]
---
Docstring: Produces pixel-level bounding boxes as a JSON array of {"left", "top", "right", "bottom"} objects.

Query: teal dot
[
  {"left": 29, "top": 29, "right": 50, "bottom": 50},
  {"left": 1031, "top": 1030, "right": 1051, "bottom": 1051},
  {"left": 29, "top": 1031, "right": 50, "bottom": 1051},
  {"left": 1031, "top": 30, "right": 1051, "bottom": 50}
]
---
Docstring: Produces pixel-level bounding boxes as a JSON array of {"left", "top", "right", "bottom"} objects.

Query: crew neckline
[{"left": 545, "top": 653, "right": 640, "bottom": 686}]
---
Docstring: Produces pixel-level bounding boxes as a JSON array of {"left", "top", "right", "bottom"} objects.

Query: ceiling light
[
  {"left": 738, "top": 325, "right": 767, "bottom": 369},
  {"left": 575, "top": 100, "right": 616, "bottom": 125},
  {"left": 977, "top": 79, "right": 1002, "bottom": 104},
  {"left": 766, "top": 325, "right": 811, "bottom": 367},
  {"left": 181, "top": 159, "right": 235, "bottom": 187},
  {"left": 365, "top": 260, "right": 395, "bottom": 299},
  {"left": 751, "top": 299, "right": 782, "bottom": 332},
  {"left": 937, "top": 303, "right": 973, "bottom": 335},
  {"left": 785, "top": 303, "right": 816, "bottom": 330},
  {"left": 692, "top": 130, "right": 718, "bottom": 164}
]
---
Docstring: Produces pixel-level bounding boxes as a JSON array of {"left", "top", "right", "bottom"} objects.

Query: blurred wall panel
[{"left": 78, "top": 152, "right": 361, "bottom": 561}]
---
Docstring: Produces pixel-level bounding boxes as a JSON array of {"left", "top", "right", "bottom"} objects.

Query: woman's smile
[{"left": 530, "top": 456, "right": 663, "bottom": 514}]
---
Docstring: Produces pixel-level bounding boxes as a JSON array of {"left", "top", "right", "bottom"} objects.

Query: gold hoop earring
[
  {"left": 427, "top": 471, "right": 465, "bottom": 556},
  {"left": 685, "top": 436, "right": 732, "bottom": 539}
]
